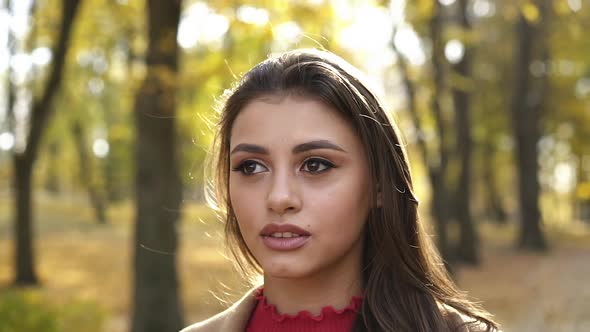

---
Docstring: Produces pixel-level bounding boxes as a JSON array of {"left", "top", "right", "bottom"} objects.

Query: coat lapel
[{"left": 180, "top": 287, "right": 259, "bottom": 332}]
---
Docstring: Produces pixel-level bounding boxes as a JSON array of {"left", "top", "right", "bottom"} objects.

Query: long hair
[{"left": 205, "top": 49, "right": 498, "bottom": 332}]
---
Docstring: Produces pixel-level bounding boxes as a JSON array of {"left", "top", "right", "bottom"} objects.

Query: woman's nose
[{"left": 266, "top": 170, "right": 302, "bottom": 216}]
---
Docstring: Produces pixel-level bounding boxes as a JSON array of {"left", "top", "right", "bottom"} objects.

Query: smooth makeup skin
[{"left": 228, "top": 95, "right": 372, "bottom": 315}]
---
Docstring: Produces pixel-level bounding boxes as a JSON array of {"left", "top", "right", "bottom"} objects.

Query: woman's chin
[{"left": 262, "top": 263, "right": 311, "bottom": 280}]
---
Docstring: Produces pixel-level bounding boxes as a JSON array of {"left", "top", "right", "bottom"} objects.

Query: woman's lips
[
  {"left": 260, "top": 223, "right": 311, "bottom": 251},
  {"left": 260, "top": 223, "right": 310, "bottom": 236},
  {"left": 261, "top": 234, "right": 310, "bottom": 251}
]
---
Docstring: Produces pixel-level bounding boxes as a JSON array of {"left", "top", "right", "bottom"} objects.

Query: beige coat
[
  {"left": 180, "top": 288, "right": 259, "bottom": 332},
  {"left": 179, "top": 288, "right": 494, "bottom": 332}
]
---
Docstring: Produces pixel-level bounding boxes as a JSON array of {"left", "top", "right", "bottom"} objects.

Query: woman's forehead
[{"left": 229, "top": 96, "right": 358, "bottom": 149}]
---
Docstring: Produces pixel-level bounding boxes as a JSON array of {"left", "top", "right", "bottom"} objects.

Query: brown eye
[
  {"left": 233, "top": 160, "right": 267, "bottom": 175},
  {"left": 301, "top": 158, "right": 334, "bottom": 174}
]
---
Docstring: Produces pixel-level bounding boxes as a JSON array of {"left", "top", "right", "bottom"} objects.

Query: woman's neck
[{"left": 262, "top": 263, "right": 363, "bottom": 316}]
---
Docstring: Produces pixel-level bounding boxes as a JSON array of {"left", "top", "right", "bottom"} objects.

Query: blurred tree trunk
[
  {"left": 71, "top": 119, "right": 107, "bottom": 224},
  {"left": 130, "top": 1, "right": 184, "bottom": 332},
  {"left": 395, "top": 51, "right": 451, "bottom": 265},
  {"left": 510, "top": 1, "right": 549, "bottom": 251},
  {"left": 451, "top": 0, "right": 479, "bottom": 265},
  {"left": 44, "top": 142, "right": 61, "bottom": 193},
  {"left": 482, "top": 140, "right": 508, "bottom": 224},
  {"left": 12, "top": 0, "right": 81, "bottom": 286},
  {"left": 392, "top": 1, "right": 453, "bottom": 267},
  {"left": 426, "top": 1, "right": 453, "bottom": 266}
]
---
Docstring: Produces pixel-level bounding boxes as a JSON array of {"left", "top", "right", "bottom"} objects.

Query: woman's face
[{"left": 228, "top": 95, "right": 372, "bottom": 280}]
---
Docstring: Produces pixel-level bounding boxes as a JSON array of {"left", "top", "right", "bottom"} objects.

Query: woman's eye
[
  {"left": 301, "top": 158, "right": 334, "bottom": 174},
  {"left": 233, "top": 160, "right": 267, "bottom": 175}
]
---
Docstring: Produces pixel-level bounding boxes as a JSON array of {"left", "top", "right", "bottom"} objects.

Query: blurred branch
[
  {"left": 12, "top": 0, "right": 82, "bottom": 286},
  {"left": 3, "top": 0, "right": 16, "bottom": 134},
  {"left": 21, "top": 0, "right": 81, "bottom": 162}
]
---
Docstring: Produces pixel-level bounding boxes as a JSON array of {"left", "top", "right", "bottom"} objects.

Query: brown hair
[{"left": 206, "top": 49, "right": 498, "bottom": 332}]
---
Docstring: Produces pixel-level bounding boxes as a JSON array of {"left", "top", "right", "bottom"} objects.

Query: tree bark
[
  {"left": 130, "top": 1, "right": 184, "bottom": 331},
  {"left": 451, "top": 0, "right": 479, "bottom": 265},
  {"left": 12, "top": 0, "right": 81, "bottom": 286},
  {"left": 427, "top": 1, "right": 454, "bottom": 266},
  {"left": 396, "top": 51, "right": 452, "bottom": 265},
  {"left": 13, "top": 156, "right": 36, "bottom": 285},
  {"left": 71, "top": 119, "right": 107, "bottom": 224},
  {"left": 391, "top": 1, "right": 454, "bottom": 267},
  {"left": 482, "top": 140, "right": 507, "bottom": 224},
  {"left": 510, "top": 0, "right": 548, "bottom": 251},
  {"left": 44, "top": 142, "right": 61, "bottom": 193}
]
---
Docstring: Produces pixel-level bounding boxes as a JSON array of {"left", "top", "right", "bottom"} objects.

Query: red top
[{"left": 245, "top": 288, "right": 362, "bottom": 332}]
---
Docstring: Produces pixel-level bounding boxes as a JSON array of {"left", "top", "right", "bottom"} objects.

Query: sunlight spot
[
  {"left": 389, "top": 0, "right": 406, "bottom": 26},
  {"left": 76, "top": 51, "right": 93, "bottom": 67},
  {"left": 444, "top": 39, "right": 464, "bottom": 64},
  {"left": 439, "top": 0, "right": 456, "bottom": 6},
  {"left": 538, "top": 135, "right": 555, "bottom": 153},
  {"left": 10, "top": 52, "right": 31, "bottom": 84},
  {"left": 177, "top": 21, "right": 198, "bottom": 49},
  {"left": 31, "top": 47, "right": 52, "bottom": 66},
  {"left": 522, "top": 3, "right": 540, "bottom": 23},
  {"left": 333, "top": 0, "right": 353, "bottom": 20},
  {"left": 394, "top": 25, "right": 425, "bottom": 66},
  {"left": 554, "top": 162, "right": 576, "bottom": 194},
  {"left": 9, "top": 0, "right": 33, "bottom": 39},
  {"left": 10, "top": 52, "right": 31, "bottom": 73},
  {"left": 472, "top": 0, "right": 496, "bottom": 17},
  {"left": 0, "top": 132, "right": 15, "bottom": 151},
  {"left": 498, "top": 135, "right": 513, "bottom": 151},
  {"left": 274, "top": 22, "right": 302, "bottom": 43},
  {"left": 237, "top": 5, "right": 269, "bottom": 26},
  {"left": 93, "top": 138, "right": 109, "bottom": 158},
  {"left": 92, "top": 56, "right": 108, "bottom": 74},
  {"left": 201, "top": 14, "right": 229, "bottom": 43},
  {"left": 555, "top": 141, "right": 571, "bottom": 157},
  {"left": 557, "top": 59, "right": 576, "bottom": 76},
  {"left": 0, "top": 49, "right": 8, "bottom": 72},
  {"left": 178, "top": 2, "right": 229, "bottom": 49},
  {"left": 87, "top": 77, "right": 104, "bottom": 95},
  {"left": 567, "top": 0, "right": 582, "bottom": 12},
  {"left": 0, "top": 9, "right": 9, "bottom": 45},
  {"left": 529, "top": 60, "right": 546, "bottom": 77},
  {"left": 339, "top": 6, "right": 392, "bottom": 53},
  {"left": 575, "top": 78, "right": 590, "bottom": 99}
]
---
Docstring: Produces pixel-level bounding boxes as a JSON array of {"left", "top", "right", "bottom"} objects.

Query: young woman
[{"left": 181, "top": 49, "right": 499, "bottom": 332}]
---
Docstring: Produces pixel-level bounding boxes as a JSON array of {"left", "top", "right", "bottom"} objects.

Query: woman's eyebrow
[
  {"left": 230, "top": 143, "right": 268, "bottom": 155},
  {"left": 230, "top": 140, "right": 346, "bottom": 156},
  {"left": 292, "top": 140, "right": 346, "bottom": 154}
]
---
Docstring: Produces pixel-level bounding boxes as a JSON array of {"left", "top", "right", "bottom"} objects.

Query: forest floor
[
  {"left": 457, "top": 222, "right": 590, "bottom": 332},
  {"left": 0, "top": 193, "right": 589, "bottom": 332}
]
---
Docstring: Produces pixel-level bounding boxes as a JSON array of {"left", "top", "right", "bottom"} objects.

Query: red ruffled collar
[{"left": 253, "top": 288, "right": 363, "bottom": 322}]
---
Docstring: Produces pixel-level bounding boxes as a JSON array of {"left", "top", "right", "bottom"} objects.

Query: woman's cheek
[{"left": 232, "top": 188, "right": 262, "bottom": 232}]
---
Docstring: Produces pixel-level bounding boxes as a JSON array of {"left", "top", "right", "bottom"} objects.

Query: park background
[{"left": 0, "top": 0, "right": 590, "bottom": 331}]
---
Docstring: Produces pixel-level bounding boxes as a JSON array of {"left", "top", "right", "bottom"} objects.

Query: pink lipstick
[{"left": 260, "top": 223, "right": 310, "bottom": 251}]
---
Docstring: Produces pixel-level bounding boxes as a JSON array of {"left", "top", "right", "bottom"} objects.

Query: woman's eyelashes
[
  {"left": 232, "top": 160, "right": 267, "bottom": 175},
  {"left": 300, "top": 157, "right": 335, "bottom": 174},
  {"left": 231, "top": 157, "right": 336, "bottom": 176}
]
